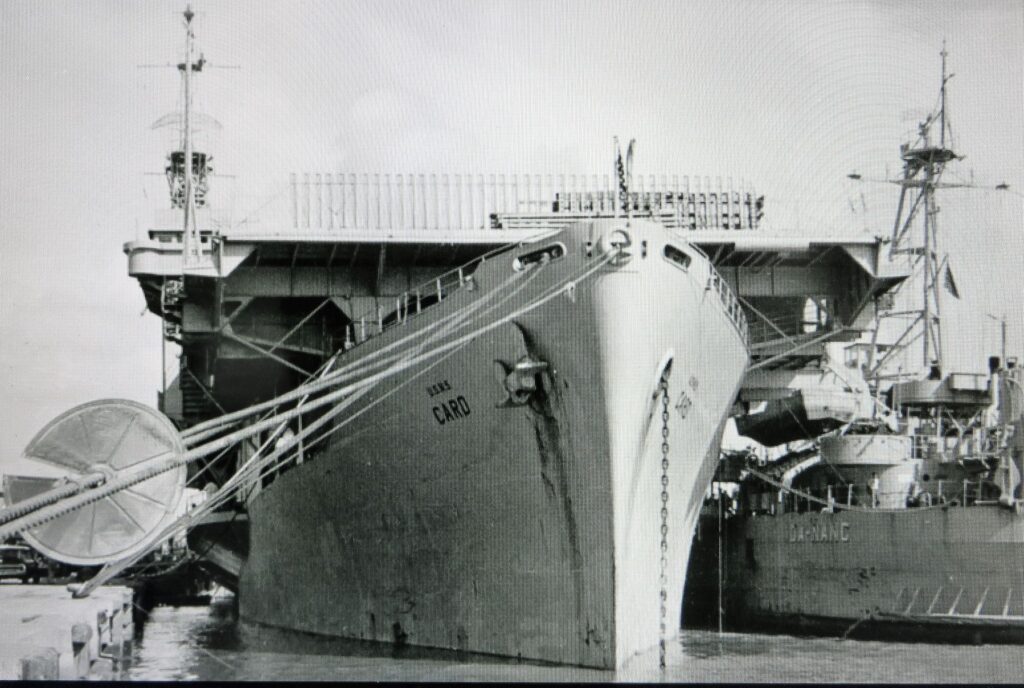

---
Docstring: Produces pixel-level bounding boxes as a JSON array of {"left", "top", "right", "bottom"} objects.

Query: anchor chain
[{"left": 658, "top": 376, "right": 670, "bottom": 670}]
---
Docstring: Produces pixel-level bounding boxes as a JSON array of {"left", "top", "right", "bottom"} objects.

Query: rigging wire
[
  {"left": 0, "top": 252, "right": 532, "bottom": 526},
  {"left": 0, "top": 249, "right": 616, "bottom": 544},
  {"left": 179, "top": 248, "right": 532, "bottom": 443},
  {"left": 77, "top": 341, "right": 466, "bottom": 595},
  {"left": 75, "top": 248, "right": 618, "bottom": 593}
]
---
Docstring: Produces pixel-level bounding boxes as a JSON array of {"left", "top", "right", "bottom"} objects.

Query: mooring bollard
[
  {"left": 90, "top": 657, "right": 115, "bottom": 681},
  {"left": 20, "top": 647, "right": 59, "bottom": 680},
  {"left": 71, "top": 623, "right": 92, "bottom": 679},
  {"left": 0, "top": 584, "right": 135, "bottom": 680},
  {"left": 109, "top": 604, "right": 132, "bottom": 665}
]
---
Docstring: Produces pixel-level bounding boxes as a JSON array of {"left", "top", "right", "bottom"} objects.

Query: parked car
[{"left": 0, "top": 544, "right": 48, "bottom": 583}]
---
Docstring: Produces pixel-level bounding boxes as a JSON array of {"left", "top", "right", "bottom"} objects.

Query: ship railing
[
  {"left": 910, "top": 435, "right": 930, "bottom": 460},
  {"left": 937, "top": 479, "right": 987, "bottom": 507},
  {"left": 340, "top": 242, "right": 518, "bottom": 351},
  {"left": 284, "top": 171, "right": 762, "bottom": 233},
  {"left": 743, "top": 312, "right": 813, "bottom": 348},
  {"left": 493, "top": 205, "right": 759, "bottom": 232},
  {"left": 920, "top": 480, "right": 987, "bottom": 508},
  {"left": 705, "top": 266, "right": 749, "bottom": 345},
  {"left": 334, "top": 219, "right": 753, "bottom": 352},
  {"left": 746, "top": 480, "right": 990, "bottom": 515}
]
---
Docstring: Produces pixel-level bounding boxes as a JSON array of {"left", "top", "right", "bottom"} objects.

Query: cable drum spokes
[{"left": 3, "top": 400, "right": 185, "bottom": 566}]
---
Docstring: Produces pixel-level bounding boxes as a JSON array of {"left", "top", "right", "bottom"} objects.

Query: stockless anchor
[{"left": 0, "top": 244, "right": 622, "bottom": 594}]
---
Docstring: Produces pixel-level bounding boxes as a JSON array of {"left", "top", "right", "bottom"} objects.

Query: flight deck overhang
[
  {"left": 124, "top": 227, "right": 553, "bottom": 280},
  {"left": 126, "top": 226, "right": 905, "bottom": 313},
  {"left": 688, "top": 231, "right": 909, "bottom": 385},
  {"left": 125, "top": 217, "right": 907, "bottom": 418}
]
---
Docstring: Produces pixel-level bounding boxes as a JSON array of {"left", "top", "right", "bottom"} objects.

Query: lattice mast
[{"left": 869, "top": 44, "right": 961, "bottom": 381}]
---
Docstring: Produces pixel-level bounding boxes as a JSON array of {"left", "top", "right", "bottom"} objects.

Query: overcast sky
[{"left": 1, "top": 0, "right": 1022, "bottom": 469}]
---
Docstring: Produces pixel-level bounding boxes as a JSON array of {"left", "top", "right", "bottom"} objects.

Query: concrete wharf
[{"left": 0, "top": 584, "right": 134, "bottom": 680}]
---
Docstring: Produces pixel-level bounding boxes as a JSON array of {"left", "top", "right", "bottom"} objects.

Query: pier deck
[{"left": 0, "top": 584, "right": 134, "bottom": 680}]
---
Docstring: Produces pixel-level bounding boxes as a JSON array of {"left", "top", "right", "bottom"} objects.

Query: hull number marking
[{"left": 675, "top": 392, "right": 692, "bottom": 419}]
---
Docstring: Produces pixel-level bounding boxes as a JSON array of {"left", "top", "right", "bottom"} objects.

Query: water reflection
[
  {"left": 129, "top": 596, "right": 1024, "bottom": 682},
  {"left": 130, "top": 597, "right": 616, "bottom": 682}
]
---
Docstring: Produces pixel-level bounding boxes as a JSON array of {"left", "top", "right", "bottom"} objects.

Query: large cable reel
[{"left": 3, "top": 399, "right": 186, "bottom": 566}]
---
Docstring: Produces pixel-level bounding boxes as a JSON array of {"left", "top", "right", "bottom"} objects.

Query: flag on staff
[
  {"left": 613, "top": 137, "right": 635, "bottom": 217},
  {"left": 614, "top": 138, "right": 628, "bottom": 216},
  {"left": 943, "top": 263, "right": 960, "bottom": 299}
]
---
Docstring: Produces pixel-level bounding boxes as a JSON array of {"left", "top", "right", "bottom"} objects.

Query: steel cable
[
  {"left": 77, "top": 341, "right": 466, "bottom": 595},
  {"left": 179, "top": 258, "right": 530, "bottom": 443},
  {"left": 0, "top": 249, "right": 616, "bottom": 542},
  {"left": 0, "top": 253, "right": 534, "bottom": 526},
  {"left": 75, "top": 249, "right": 609, "bottom": 593}
]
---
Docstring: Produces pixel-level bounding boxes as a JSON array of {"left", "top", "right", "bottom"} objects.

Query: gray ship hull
[
  {"left": 718, "top": 505, "right": 1024, "bottom": 642},
  {"left": 236, "top": 220, "right": 748, "bottom": 668}
]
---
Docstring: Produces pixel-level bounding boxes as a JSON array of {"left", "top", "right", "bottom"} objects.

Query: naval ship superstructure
[
  {"left": 123, "top": 172, "right": 903, "bottom": 666},
  {"left": 684, "top": 48, "right": 1024, "bottom": 643},
  {"left": 122, "top": 87, "right": 763, "bottom": 666},
  {"left": 126, "top": 183, "right": 904, "bottom": 667},
  {"left": 0, "top": 6, "right": 910, "bottom": 669}
]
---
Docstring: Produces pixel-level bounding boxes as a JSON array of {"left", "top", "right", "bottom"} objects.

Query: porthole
[
  {"left": 663, "top": 244, "right": 692, "bottom": 271},
  {"left": 513, "top": 243, "right": 566, "bottom": 272}
]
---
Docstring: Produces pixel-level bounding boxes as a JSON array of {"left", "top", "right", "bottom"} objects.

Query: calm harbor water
[{"left": 127, "top": 596, "right": 1024, "bottom": 682}]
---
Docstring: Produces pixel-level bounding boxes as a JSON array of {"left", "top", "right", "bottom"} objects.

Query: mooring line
[
  {"left": 77, "top": 336, "right": 468, "bottom": 594},
  {"left": 178, "top": 261, "right": 534, "bottom": 443},
  {"left": 2, "top": 249, "right": 617, "bottom": 567}
]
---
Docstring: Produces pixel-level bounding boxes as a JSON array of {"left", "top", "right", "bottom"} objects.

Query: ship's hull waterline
[
  {"left": 721, "top": 505, "right": 1024, "bottom": 642},
  {"left": 237, "top": 219, "right": 748, "bottom": 668}
]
